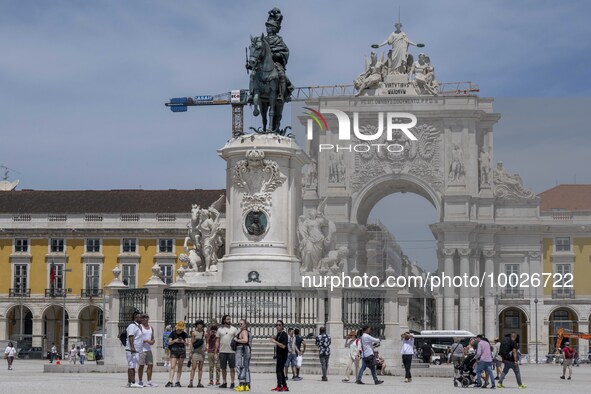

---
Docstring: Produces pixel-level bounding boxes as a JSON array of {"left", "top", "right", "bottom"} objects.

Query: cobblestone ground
[{"left": 2, "top": 360, "right": 590, "bottom": 393}]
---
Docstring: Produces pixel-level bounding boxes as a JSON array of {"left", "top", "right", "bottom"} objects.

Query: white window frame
[
  {"left": 84, "top": 263, "right": 102, "bottom": 292},
  {"left": 158, "top": 238, "right": 174, "bottom": 254},
  {"left": 13, "top": 263, "right": 29, "bottom": 293},
  {"left": 14, "top": 238, "right": 29, "bottom": 253},
  {"left": 159, "top": 263, "right": 174, "bottom": 285},
  {"left": 86, "top": 238, "right": 101, "bottom": 253},
  {"left": 554, "top": 263, "right": 572, "bottom": 296},
  {"left": 121, "top": 263, "right": 138, "bottom": 288},
  {"left": 555, "top": 237, "right": 571, "bottom": 253},
  {"left": 49, "top": 238, "right": 66, "bottom": 253},
  {"left": 47, "top": 262, "right": 65, "bottom": 290},
  {"left": 504, "top": 263, "right": 520, "bottom": 295},
  {"left": 122, "top": 238, "right": 138, "bottom": 254}
]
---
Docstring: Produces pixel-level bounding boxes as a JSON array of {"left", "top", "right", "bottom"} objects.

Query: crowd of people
[
  {"left": 121, "top": 312, "right": 421, "bottom": 391},
  {"left": 450, "top": 332, "right": 527, "bottom": 389}
]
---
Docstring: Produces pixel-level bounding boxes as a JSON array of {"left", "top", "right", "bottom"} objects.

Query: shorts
[
  {"left": 564, "top": 358, "right": 573, "bottom": 367},
  {"left": 139, "top": 351, "right": 153, "bottom": 366},
  {"left": 170, "top": 350, "right": 186, "bottom": 359},
  {"left": 219, "top": 352, "right": 236, "bottom": 369},
  {"left": 285, "top": 354, "right": 298, "bottom": 367},
  {"left": 191, "top": 352, "right": 205, "bottom": 363},
  {"left": 126, "top": 351, "right": 140, "bottom": 369}
]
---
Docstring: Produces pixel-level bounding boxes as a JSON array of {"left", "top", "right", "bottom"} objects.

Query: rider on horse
[{"left": 247, "top": 8, "right": 293, "bottom": 104}]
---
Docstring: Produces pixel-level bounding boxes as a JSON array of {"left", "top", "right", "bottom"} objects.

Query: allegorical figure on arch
[{"left": 297, "top": 198, "right": 336, "bottom": 272}]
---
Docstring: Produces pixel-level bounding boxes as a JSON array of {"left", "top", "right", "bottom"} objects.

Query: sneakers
[
  {"left": 219, "top": 383, "right": 228, "bottom": 389},
  {"left": 244, "top": 385, "right": 250, "bottom": 391},
  {"left": 138, "top": 382, "right": 144, "bottom": 387},
  {"left": 165, "top": 382, "right": 173, "bottom": 388},
  {"left": 293, "top": 377, "right": 302, "bottom": 381},
  {"left": 375, "top": 380, "right": 384, "bottom": 385},
  {"left": 342, "top": 379, "right": 350, "bottom": 383},
  {"left": 404, "top": 378, "right": 409, "bottom": 383},
  {"left": 355, "top": 380, "right": 365, "bottom": 384},
  {"left": 197, "top": 383, "right": 204, "bottom": 387},
  {"left": 567, "top": 377, "right": 571, "bottom": 380},
  {"left": 282, "top": 387, "right": 289, "bottom": 392},
  {"left": 271, "top": 387, "right": 282, "bottom": 392},
  {"left": 175, "top": 382, "right": 181, "bottom": 387},
  {"left": 497, "top": 383, "right": 504, "bottom": 388},
  {"left": 127, "top": 383, "right": 132, "bottom": 388},
  {"left": 321, "top": 376, "right": 327, "bottom": 382},
  {"left": 230, "top": 383, "right": 235, "bottom": 389},
  {"left": 130, "top": 383, "right": 143, "bottom": 388},
  {"left": 560, "top": 376, "right": 565, "bottom": 379},
  {"left": 235, "top": 385, "right": 244, "bottom": 392},
  {"left": 518, "top": 384, "right": 527, "bottom": 389},
  {"left": 146, "top": 382, "right": 158, "bottom": 387}
]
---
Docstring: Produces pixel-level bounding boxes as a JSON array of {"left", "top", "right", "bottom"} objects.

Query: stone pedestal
[{"left": 218, "top": 134, "right": 309, "bottom": 286}]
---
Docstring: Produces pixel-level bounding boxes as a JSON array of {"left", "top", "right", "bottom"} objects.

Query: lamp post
[
  {"left": 534, "top": 298, "right": 539, "bottom": 364},
  {"left": 18, "top": 279, "right": 23, "bottom": 344},
  {"left": 61, "top": 266, "right": 72, "bottom": 360}
]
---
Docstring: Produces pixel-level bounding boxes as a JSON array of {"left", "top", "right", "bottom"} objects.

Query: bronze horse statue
[{"left": 247, "top": 34, "right": 286, "bottom": 134}]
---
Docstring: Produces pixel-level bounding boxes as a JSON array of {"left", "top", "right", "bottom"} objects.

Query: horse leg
[
  {"left": 269, "top": 91, "right": 276, "bottom": 132},
  {"left": 253, "top": 92, "right": 260, "bottom": 117},
  {"left": 275, "top": 98, "right": 284, "bottom": 133},
  {"left": 261, "top": 101, "right": 269, "bottom": 132}
]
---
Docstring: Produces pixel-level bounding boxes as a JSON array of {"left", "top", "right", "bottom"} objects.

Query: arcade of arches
[{"left": 4, "top": 304, "right": 102, "bottom": 348}]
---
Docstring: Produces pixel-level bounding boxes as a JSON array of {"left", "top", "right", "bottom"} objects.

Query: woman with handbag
[
  {"left": 4, "top": 342, "right": 16, "bottom": 370},
  {"left": 355, "top": 326, "right": 384, "bottom": 385},
  {"left": 188, "top": 320, "right": 206, "bottom": 388}
]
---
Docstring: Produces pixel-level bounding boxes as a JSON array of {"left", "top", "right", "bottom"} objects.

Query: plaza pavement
[{"left": 2, "top": 360, "right": 590, "bottom": 393}]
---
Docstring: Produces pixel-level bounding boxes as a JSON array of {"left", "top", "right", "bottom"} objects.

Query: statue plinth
[{"left": 218, "top": 134, "right": 310, "bottom": 286}]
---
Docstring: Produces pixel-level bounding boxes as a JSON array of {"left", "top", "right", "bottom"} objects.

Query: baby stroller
[{"left": 453, "top": 353, "right": 477, "bottom": 388}]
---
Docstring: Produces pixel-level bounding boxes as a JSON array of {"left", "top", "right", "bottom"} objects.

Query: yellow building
[
  {"left": 0, "top": 189, "right": 224, "bottom": 352},
  {"left": 539, "top": 185, "right": 591, "bottom": 354}
]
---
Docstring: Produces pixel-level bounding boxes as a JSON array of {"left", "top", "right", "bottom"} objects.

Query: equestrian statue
[{"left": 246, "top": 8, "right": 294, "bottom": 135}]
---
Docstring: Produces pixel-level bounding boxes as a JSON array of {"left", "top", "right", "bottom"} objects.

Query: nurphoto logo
[{"left": 304, "top": 107, "right": 418, "bottom": 153}]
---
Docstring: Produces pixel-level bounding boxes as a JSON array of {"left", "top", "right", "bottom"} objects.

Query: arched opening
[
  {"left": 549, "top": 308, "right": 578, "bottom": 353},
  {"left": 358, "top": 178, "right": 439, "bottom": 332},
  {"left": 6, "top": 305, "right": 33, "bottom": 345},
  {"left": 42, "top": 305, "right": 69, "bottom": 349},
  {"left": 498, "top": 307, "right": 528, "bottom": 353},
  {"left": 78, "top": 305, "right": 103, "bottom": 345}
]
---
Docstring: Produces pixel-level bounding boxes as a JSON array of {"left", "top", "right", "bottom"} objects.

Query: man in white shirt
[
  {"left": 216, "top": 314, "right": 238, "bottom": 389},
  {"left": 125, "top": 311, "right": 144, "bottom": 388},
  {"left": 138, "top": 314, "right": 157, "bottom": 387},
  {"left": 355, "top": 325, "right": 384, "bottom": 385},
  {"left": 401, "top": 332, "right": 415, "bottom": 383}
]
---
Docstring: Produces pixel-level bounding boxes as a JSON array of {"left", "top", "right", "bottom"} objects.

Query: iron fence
[
  {"left": 163, "top": 289, "right": 178, "bottom": 327},
  {"left": 185, "top": 289, "right": 322, "bottom": 338},
  {"left": 118, "top": 288, "right": 148, "bottom": 331},
  {"left": 342, "top": 290, "right": 385, "bottom": 338}
]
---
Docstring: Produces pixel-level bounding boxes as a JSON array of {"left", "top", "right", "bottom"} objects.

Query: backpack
[
  {"left": 119, "top": 330, "right": 128, "bottom": 347},
  {"left": 499, "top": 337, "right": 512, "bottom": 359}
]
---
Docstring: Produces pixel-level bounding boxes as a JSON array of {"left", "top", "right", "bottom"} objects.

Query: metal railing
[
  {"left": 500, "top": 289, "right": 525, "bottom": 299},
  {"left": 118, "top": 288, "right": 148, "bottom": 332},
  {"left": 185, "top": 289, "right": 321, "bottom": 338},
  {"left": 342, "top": 290, "right": 386, "bottom": 338},
  {"left": 81, "top": 288, "right": 104, "bottom": 298},
  {"left": 163, "top": 289, "right": 178, "bottom": 327},
  {"left": 9, "top": 288, "right": 31, "bottom": 297},
  {"left": 45, "top": 288, "right": 66, "bottom": 298},
  {"left": 552, "top": 289, "right": 575, "bottom": 299}
]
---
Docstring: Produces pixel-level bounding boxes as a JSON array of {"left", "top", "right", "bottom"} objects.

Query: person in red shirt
[{"left": 561, "top": 342, "right": 574, "bottom": 380}]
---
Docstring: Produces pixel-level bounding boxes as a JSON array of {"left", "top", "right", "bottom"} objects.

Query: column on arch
[
  {"left": 441, "top": 248, "right": 456, "bottom": 330},
  {"left": 458, "top": 248, "right": 471, "bottom": 330},
  {"left": 483, "top": 249, "right": 496, "bottom": 339}
]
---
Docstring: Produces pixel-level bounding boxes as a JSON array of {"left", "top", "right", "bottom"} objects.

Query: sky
[{"left": 1, "top": 0, "right": 590, "bottom": 271}]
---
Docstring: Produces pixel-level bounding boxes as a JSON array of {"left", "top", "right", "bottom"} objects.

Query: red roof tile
[
  {"left": 0, "top": 189, "right": 225, "bottom": 214},
  {"left": 538, "top": 185, "right": 591, "bottom": 211}
]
